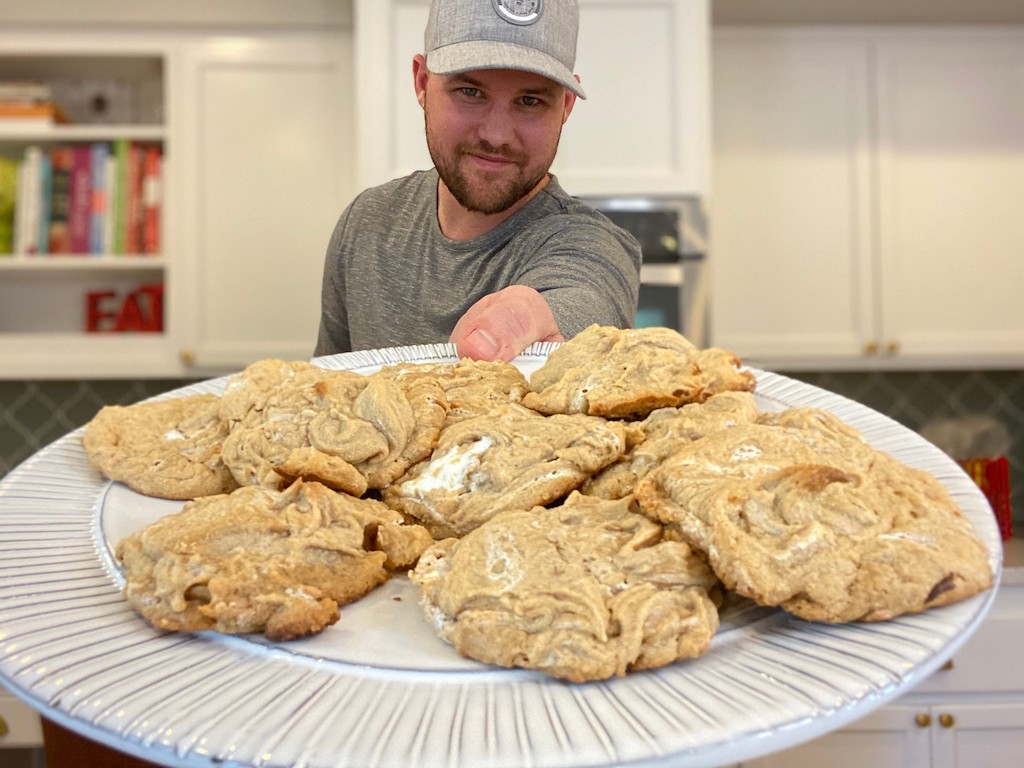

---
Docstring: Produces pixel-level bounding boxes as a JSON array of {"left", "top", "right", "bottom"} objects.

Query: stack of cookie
[{"left": 82, "top": 325, "right": 994, "bottom": 682}]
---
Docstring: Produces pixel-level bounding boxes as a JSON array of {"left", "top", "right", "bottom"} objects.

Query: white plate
[{"left": 0, "top": 342, "right": 1004, "bottom": 768}]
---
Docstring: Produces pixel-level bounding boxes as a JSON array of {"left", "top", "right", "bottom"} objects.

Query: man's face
[{"left": 419, "top": 66, "right": 576, "bottom": 215}]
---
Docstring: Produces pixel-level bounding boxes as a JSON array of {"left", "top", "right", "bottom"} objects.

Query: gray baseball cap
[{"left": 424, "top": 0, "right": 586, "bottom": 99}]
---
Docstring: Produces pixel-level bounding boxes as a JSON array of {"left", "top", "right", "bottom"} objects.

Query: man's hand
[{"left": 449, "top": 285, "right": 564, "bottom": 361}]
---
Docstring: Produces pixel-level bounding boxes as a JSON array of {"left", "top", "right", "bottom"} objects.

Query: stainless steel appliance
[{"left": 582, "top": 196, "right": 708, "bottom": 346}]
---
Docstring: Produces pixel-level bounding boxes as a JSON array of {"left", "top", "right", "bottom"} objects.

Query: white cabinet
[
  {"left": 0, "top": 28, "right": 354, "bottom": 379},
  {"left": 740, "top": 579, "right": 1024, "bottom": 768},
  {"left": 176, "top": 33, "right": 354, "bottom": 372},
  {"left": 0, "top": 682, "right": 43, "bottom": 751},
  {"left": 354, "top": 0, "right": 710, "bottom": 196},
  {"left": 710, "top": 28, "right": 1024, "bottom": 370}
]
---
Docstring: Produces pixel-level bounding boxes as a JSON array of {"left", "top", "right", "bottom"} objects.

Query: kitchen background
[{"left": 2, "top": 0, "right": 1024, "bottom": 540}]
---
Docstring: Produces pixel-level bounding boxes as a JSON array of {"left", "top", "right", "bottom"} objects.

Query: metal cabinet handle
[
  {"left": 939, "top": 713, "right": 955, "bottom": 728},
  {"left": 0, "top": 715, "right": 9, "bottom": 736},
  {"left": 864, "top": 341, "right": 880, "bottom": 355},
  {"left": 915, "top": 713, "right": 932, "bottom": 728},
  {"left": 885, "top": 340, "right": 900, "bottom": 355},
  {"left": 180, "top": 349, "right": 196, "bottom": 365}
]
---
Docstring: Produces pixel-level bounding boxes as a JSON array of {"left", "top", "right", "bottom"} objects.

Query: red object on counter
[{"left": 959, "top": 456, "right": 1012, "bottom": 540}]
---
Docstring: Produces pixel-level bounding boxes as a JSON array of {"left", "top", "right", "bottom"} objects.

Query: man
[{"left": 315, "top": 0, "right": 641, "bottom": 362}]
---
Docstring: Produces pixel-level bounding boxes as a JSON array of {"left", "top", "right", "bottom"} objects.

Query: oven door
[{"left": 637, "top": 264, "right": 684, "bottom": 330}]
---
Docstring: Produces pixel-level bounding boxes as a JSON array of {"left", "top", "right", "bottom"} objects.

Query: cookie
[
  {"left": 382, "top": 404, "right": 632, "bottom": 539},
  {"left": 635, "top": 407, "right": 994, "bottom": 622},
  {"left": 220, "top": 368, "right": 447, "bottom": 493},
  {"left": 410, "top": 491, "right": 720, "bottom": 682},
  {"left": 82, "top": 393, "right": 239, "bottom": 500},
  {"left": 219, "top": 358, "right": 340, "bottom": 425},
  {"left": 521, "top": 324, "right": 755, "bottom": 419},
  {"left": 379, "top": 358, "right": 529, "bottom": 425},
  {"left": 583, "top": 391, "right": 761, "bottom": 500},
  {"left": 115, "top": 480, "right": 434, "bottom": 641}
]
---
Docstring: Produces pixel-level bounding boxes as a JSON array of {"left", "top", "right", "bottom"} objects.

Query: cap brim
[{"left": 427, "top": 40, "right": 586, "bottom": 99}]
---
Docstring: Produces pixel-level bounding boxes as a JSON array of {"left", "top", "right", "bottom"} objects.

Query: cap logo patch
[{"left": 492, "top": 0, "right": 542, "bottom": 26}]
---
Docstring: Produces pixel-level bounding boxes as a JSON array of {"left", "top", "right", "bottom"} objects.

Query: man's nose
[{"left": 476, "top": 103, "right": 515, "bottom": 147}]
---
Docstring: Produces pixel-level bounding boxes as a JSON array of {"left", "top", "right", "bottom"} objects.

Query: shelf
[
  {"left": 0, "top": 123, "right": 165, "bottom": 141},
  {"left": 0, "top": 255, "right": 166, "bottom": 271}
]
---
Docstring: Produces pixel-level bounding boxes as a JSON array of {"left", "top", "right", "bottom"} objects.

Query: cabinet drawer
[
  {"left": 915, "top": 581, "right": 1024, "bottom": 694},
  {"left": 0, "top": 692, "right": 44, "bottom": 749}
]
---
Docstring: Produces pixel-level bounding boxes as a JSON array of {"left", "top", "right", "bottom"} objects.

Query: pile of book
[
  {"left": 0, "top": 80, "right": 72, "bottom": 127},
  {"left": 0, "top": 141, "right": 162, "bottom": 256}
]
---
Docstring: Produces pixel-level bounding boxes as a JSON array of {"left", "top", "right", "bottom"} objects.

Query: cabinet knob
[
  {"left": 939, "top": 713, "right": 955, "bottom": 729},
  {"left": 864, "top": 341, "right": 880, "bottom": 355},
  {"left": 885, "top": 340, "right": 900, "bottom": 355},
  {"left": 180, "top": 350, "right": 196, "bottom": 366},
  {"left": 940, "top": 659, "right": 954, "bottom": 671},
  {"left": 0, "top": 715, "right": 8, "bottom": 736},
  {"left": 915, "top": 713, "right": 932, "bottom": 728}
]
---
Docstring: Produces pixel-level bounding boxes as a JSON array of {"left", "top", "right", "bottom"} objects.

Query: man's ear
[
  {"left": 562, "top": 78, "right": 580, "bottom": 123},
  {"left": 413, "top": 54, "right": 429, "bottom": 110}
]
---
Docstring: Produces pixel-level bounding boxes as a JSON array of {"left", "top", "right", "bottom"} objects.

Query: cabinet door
[
  {"left": 177, "top": 34, "right": 354, "bottom": 371},
  {"left": 710, "top": 31, "right": 876, "bottom": 365},
  {"left": 875, "top": 34, "right": 1024, "bottom": 364},
  {"left": 929, "top": 702, "right": 1024, "bottom": 768},
  {"left": 354, "top": 0, "right": 709, "bottom": 196},
  {"left": 740, "top": 704, "right": 930, "bottom": 768}
]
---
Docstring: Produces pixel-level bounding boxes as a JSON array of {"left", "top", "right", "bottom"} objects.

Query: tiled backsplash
[{"left": 1, "top": 370, "right": 1021, "bottom": 529}]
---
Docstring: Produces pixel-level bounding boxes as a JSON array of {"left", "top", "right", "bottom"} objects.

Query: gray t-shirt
[{"left": 314, "top": 169, "right": 641, "bottom": 355}]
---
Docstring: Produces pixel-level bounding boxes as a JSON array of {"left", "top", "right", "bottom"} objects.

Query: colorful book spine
[
  {"left": 142, "top": 145, "right": 161, "bottom": 254},
  {"left": 19, "top": 146, "right": 42, "bottom": 255},
  {"left": 125, "top": 142, "right": 145, "bottom": 254},
  {"left": 0, "top": 155, "right": 16, "bottom": 254},
  {"left": 47, "top": 146, "right": 73, "bottom": 254},
  {"left": 89, "top": 142, "right": 110, "bottom": 254},
  {"left": 36, "top": 150, "right": 51, "bottom": 255},
  {"left": 67, "top": 144, "right": 92, "bottom": 254},
  {"left": 103, "top": 152, "right": 117, "bottom": 258},
  {"left": 112, "top": 139, "right": 129, "bottom": 254}
]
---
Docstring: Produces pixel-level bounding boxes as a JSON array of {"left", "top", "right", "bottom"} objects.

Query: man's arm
[{"left": 449, "top": 284, "right": 564, "bottom": 361}]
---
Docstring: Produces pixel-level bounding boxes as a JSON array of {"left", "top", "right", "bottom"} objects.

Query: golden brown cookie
[
  {"left": 583, "top": 391, "right": 761, "bottom": 500},
  {"left": 219, "top": 359, "right": 340, "bottom": 425},
  {"left": 382, "top": 404, "right": 631, "bottom": 539},
  {"left": 410, "top": 492, "right": 720, "bottom": 682},
  {"left": 220, "top": 367, "right": 447, "bottom": 493},
  {"left": 115, "top": 480, "right": 434, "bottom": 641},
  {"left": 635, "top": 407, "right": 994, "bottom": 623},
  {"left": 379, "top": 358, "right": 528, "bottom": 425},
  {"left": 82, "top": 393, "right": 239, "bottom": 500},
  {"left": 521, "top": 324, "right": 755, "bottom": 419}
]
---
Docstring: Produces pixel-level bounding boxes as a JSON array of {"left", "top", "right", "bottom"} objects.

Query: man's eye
[
  {"left": 521, "top": 96, "right": 544, "bottom": 107},
  {"left": 459, "top": 87, "right": 482, "bottom": 98}
]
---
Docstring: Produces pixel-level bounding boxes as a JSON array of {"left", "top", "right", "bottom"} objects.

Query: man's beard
[{"left": 425, "top": 112, "right": 559, "bottom": 215}]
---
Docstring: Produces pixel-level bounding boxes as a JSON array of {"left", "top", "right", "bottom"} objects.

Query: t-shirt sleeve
[
  {"left": 512, "top": 216, "right": 642, "bottom": 339},
  {"left": 314, "top": 205, "right": 354, "bottom": 357}
]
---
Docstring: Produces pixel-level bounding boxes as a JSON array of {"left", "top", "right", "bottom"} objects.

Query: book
[
  {"left": 112, "top": 139, "right": 129, "bottom": 254},
  {"left": 0, "top": 155, "right": 17, "bottom": 253},
  {"left": 16, "top": 146, "right": 43, "bottom": 255},
  {"left": 68, "top": 144, "right": 92, "bottom": 254},
  {"left": 47, "top": 146, "right": 73, "bottom": 254},
  {"left": 103, "top": 152, "right": 117, "bottom": 258},
  {"left": 124, "top": 142, "right": 145, "bottom": 255},
  {"left": 36, "top": 150, "right": 52, "bottom": 255},
  {"left": 89, "top": 142, "right": 110, "bottom": 254},
  {"left": 141, "top": 145, "right": 161, "bottom": 254}
]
